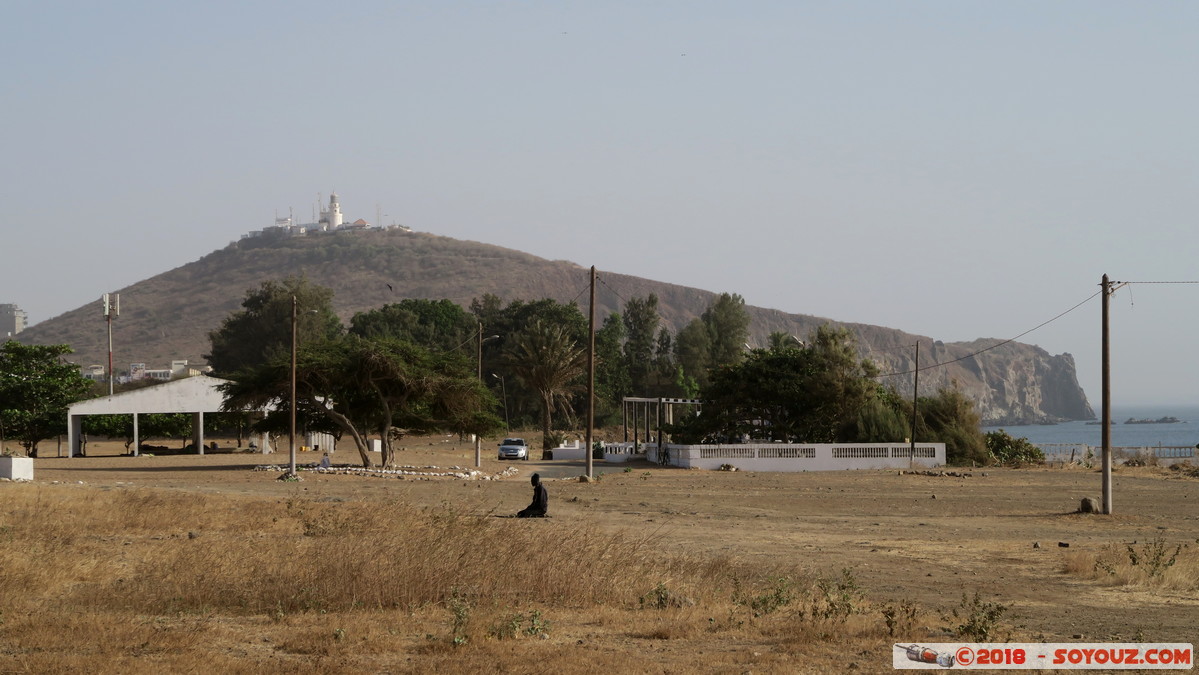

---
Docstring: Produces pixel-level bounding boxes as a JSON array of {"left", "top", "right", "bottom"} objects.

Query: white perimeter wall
[{"left": 607, "top": 442, "right": 945, "bottom": 471}]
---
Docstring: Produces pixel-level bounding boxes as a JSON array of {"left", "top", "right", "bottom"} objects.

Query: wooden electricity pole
[
  {"left": 289, "top": 295, "right": 298, "bottom": 478},
  {"left": 910, "top": 341, "right": 919, "bottom": 468},
  {"left": 585, "top": 266, "right": 596, "bottom": 479},
  {"left": 476, "top": 321, "right": 483, "bottom": 469},
  {"left": 1101, "top": 274, "right": 1113, "bottom": 514}
]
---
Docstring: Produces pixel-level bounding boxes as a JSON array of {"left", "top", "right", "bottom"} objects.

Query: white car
[{"left": 497, "top": 438, "right": 529, "bottom": 460}]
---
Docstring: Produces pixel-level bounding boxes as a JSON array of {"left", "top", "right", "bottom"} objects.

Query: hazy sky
[{"left": 3, "top": 2, "right": 1196, "bottom": 406}]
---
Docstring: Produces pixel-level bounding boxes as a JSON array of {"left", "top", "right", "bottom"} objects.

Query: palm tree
[{"left": 506, "top": 321, "right": 587, "bottom": 456}]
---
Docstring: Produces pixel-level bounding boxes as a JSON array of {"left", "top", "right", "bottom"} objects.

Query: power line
[
  {"left": 873, "top": 289, "right": 1103, "bottom": 379},
  {"left": 596, "top": 273, "right": 634, "bottom": 307},
  {"left": 1124, "top": 280, "right": 1199, "bottom": 284}
]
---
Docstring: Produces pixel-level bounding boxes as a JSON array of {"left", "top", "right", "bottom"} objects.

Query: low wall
[{"left": 633, "top": 442, "right": 945, "bottom": 472}]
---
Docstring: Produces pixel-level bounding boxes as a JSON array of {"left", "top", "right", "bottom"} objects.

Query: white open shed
[{"left": 65, "top": 375, "right": 267, "bottom": 457}]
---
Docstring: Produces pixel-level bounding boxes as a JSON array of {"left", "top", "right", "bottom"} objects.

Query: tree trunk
[
  {"left": 319, "top": 406, "right": 373, "bottom": 468},
  {"left": 541, "top": 392, "right": 553, "bottom": 458}
]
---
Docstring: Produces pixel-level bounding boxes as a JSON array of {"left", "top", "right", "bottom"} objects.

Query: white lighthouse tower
[{"left": 320, "top": 192, "right": 344, "bottom": 231}]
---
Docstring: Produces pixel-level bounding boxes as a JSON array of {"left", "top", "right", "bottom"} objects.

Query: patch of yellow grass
[
  {"left": 1062, "top": 537, "right": 1199, "bottom": 591},
  {"left": 0, "top": 484, "right": 957, "bottom": 672}
]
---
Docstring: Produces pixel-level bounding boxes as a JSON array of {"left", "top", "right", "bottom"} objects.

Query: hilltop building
[
  {"left": 319, "top": 192, "right": 343, "bottom": 230},
  {"left": 1, "top": 304, "right": 28, "bottom": 337},
  {"left": 242, "top": 192, "right": 413, "bottom": 240}
]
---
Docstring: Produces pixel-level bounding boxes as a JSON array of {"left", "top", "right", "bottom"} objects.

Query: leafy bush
[
  {"left": 984, "top": 430, "right": 1045, "bottom": 466},
  {"left": 914, "top": 388, "right": 987, "bottom": 465},
  {"left": 950, "top": 592, "right": 1007, "bottom": 641}
]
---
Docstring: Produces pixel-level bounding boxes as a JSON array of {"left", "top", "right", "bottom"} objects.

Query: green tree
[
  {"left": 206, "top": 276, "right": 342, "bottom": 377},
  {"left": 670, "top": 325, "right": 882, "bottom": 444},
  {"left": 622, "top": 295, "right": 660, "bottom": 394},
  {"left": 470, "top": 296, "right": 588, "bottom": 429},
  {"left": 767, "top": 331, "right": 802, "bottom": 352},
  {"left": 593, "top": 313, "right": 629, "bottom": 425},
  {"left": 505, "top": 320, "right": 587, "bottom": 455},
  {"left": 221, "top": 334, "right": 499, "bottom": 468},
  {"left": 0, "top": 342, "right": 93, "bottom": 457},
  {"left": 911, "top": 388, "right": 987, "bottom": 465},
  {"left": 702, "top": 293, "right": 751, "bottom": 370},
  {"left": 852, "top": 389, "right": 910, "bottom": 443},
  {"left": 349, "top": 299, "right": 476, "bottom": 351},
  {"left": 674, "top": 318, "right": 712, "bottom": 390},
  {"left": 653, "top": 327, "right": 678, "bottom": 395}
]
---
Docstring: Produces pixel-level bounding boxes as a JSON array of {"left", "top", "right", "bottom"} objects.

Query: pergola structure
[
  {"left": 65, "top": 375, "right": 268, "bottom": 458},
  {"left": 622, "top": 396, "right": 704, "bottom": 448}
]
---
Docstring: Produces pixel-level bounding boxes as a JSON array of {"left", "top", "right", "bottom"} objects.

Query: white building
[
  {"left": 1, "top": 304, "right": 28, "bottom": 337},
  {"left": 319, "top": 192, "right": 343, "bottom": 231}
]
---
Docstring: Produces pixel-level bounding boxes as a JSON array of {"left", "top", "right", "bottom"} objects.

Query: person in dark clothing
[{"left": 517, "top": 473, "right": 548, "bottom": 518}]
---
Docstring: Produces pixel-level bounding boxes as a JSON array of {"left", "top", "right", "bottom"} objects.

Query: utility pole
[
  {"left": 586, "top": 266, "right": 596, "bottom": 479},
  {"left": 289, "top": 295, "right": 298, "bottom": 478},
  {"left": 1101, "top": 274, "right": 1113, "bottom": 514},
  {"left": 476, "top": 322, "right": 483, "bottom": 468},
  {"left": 102, "top": 293, "right": 119, "bottom": 396},
  {"left": 910, "top": 341, "right": 919, "bottom": 468}
]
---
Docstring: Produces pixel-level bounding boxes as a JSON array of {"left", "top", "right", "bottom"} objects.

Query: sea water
[{"left": 983, "top": 404, "right": 1199, "bottom": 449}]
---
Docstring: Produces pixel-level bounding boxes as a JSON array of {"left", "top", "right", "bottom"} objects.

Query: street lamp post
[
  {"left": 492, "top": 373, "right": 509, "bottom": 433},
  {"left": 474, "top": 325, "right": 500, "bottom": 468}
]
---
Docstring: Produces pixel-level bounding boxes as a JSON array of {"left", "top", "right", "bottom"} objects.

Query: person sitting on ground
[
  {"left": 318, "top": 452, "right": 331, "bottom": 469},
  {"left": 517, "top": 473, "right": 548, "bottom": 518}
]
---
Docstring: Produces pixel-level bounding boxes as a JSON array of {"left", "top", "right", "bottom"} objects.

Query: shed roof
[{"left": 68, "top": 376, "right": 231, "bottom": 416}]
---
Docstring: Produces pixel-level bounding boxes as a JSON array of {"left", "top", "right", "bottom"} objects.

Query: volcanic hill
[{"left": 17, "top": 229, "right": 1092, "bottom": 424}]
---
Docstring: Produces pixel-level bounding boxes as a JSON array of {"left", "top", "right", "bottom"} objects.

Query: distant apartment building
[
  {"left": 1, "top": 303, "right": 28, "bottom": 337},
  {"left": 85, "top": 359, "right": 211, "bottom": 384},
  {"left": 134, "top": 360, "right": 210, "bottom": 382}
]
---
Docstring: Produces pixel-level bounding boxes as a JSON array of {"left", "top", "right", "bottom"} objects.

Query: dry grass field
[{"left": 3, "top": 436, "right": 1197, "bottom": 674}]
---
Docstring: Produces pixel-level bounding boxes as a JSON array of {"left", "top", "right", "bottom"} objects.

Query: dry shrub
[{"left": 1062, "top": 538, "right": 1199, "bottom": 591}]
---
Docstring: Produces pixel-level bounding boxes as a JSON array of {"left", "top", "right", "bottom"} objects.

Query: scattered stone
[
  {"left": 1079, "top": 497, "right": 1100, "bottom": 513},
  {"left": 931, "top": 494, "right": 937, "bottom": 499},
  {"left": 188, "top": 531, "right": 200, "bottom": 540},
  {"left": 579, "top": 475, "right": 593, "bottom": 483},
  {"left": 1072, "top": 634, "right": 1084, "bottom": 639},
  {"left": 1033, "top": 542, "right": 1041, "bottom": 549},
  {"left": 1058, "top": 542, "right": 1070, "bottom": 548}
]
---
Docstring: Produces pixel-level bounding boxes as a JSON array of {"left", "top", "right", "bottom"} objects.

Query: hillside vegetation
[{"left": 16, "top": 229, "right": 1091, "bottom": 424}]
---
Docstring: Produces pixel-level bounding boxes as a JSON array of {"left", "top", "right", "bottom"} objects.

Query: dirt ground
[{"left": 23, "top": 435, "right": 1199, "bottom": 651}]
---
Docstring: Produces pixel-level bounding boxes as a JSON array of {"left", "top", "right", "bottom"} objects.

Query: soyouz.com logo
[{"left": 893, "top": 643, "right": 1194, "bottom": 669}]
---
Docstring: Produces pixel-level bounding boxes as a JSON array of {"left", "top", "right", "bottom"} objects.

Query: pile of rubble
[{"left": 254, "top": 463, "right": 522, "bottom": 481}]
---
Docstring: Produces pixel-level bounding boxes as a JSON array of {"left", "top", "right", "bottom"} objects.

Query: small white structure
[
  {"left": 1, "top": 456, "right": 34, "bottom": 481},
  {"left": 549, "top": 440, "right": 587, "bottom": 460},
  {"left": 621, "top": 442, "right": 945, "bottom": 472},
  {"left": 65, "top": 376, "right": 268, "bottom": 457}
]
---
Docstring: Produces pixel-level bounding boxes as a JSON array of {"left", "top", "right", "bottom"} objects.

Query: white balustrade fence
[
  {"left": 604, "top": 442, "right": 944, "bottom": 472},
  {"left": 1037, "top": 443, "right": 1196, "bottom": 467}
]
